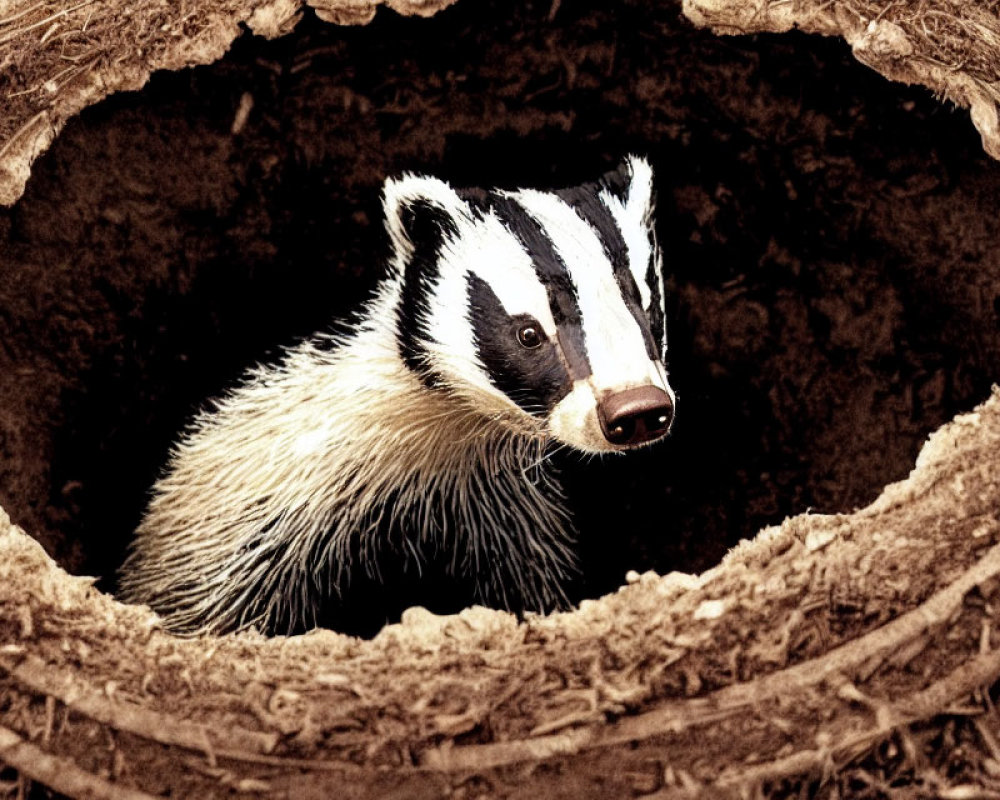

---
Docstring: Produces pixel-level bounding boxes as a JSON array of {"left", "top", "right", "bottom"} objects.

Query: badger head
[{"left": 383, "top": 156, "right": 674, "bottom": 454}]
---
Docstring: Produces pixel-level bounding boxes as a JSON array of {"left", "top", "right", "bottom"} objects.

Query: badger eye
[{"left": 516, "top": 324, "right": 544, "bottom": 349}]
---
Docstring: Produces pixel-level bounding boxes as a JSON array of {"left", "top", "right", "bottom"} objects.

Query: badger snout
[
  {"left": 547, "top": 377, "right": 675, "bottom": 454},
  {"left": 597, "top": 385, "right": 674, "bottom": 447}
]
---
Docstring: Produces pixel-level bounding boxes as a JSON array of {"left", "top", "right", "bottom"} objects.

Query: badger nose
[{"left": 598, "top": 385, "right": 674, "bottom": 447}]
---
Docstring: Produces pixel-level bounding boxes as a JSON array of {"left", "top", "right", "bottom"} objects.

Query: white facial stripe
[
  {"left": 425, "top": 338, "right": 513, "bottom": 409},
  {"left": 457, "top": 214, "right": 555, "bottom": 332},
  {"left": 624, "top": 156, "right": 654, "bottom": 222},
  {"left": 624, "top": 157, "right": 661, "bottom": 317},
  {"left": 607, "top": 156, "right": 667, "bottom": 362},
  {"left": 416, "top": 212, "right": 511, "bottom": 404},
  {"left": 512, "top": 189, "right": 659, "bottom": 391},
  {"left": 600, "top": 189, "right": 652, "bottom": 311},
  {"left": 653, "top": 240, "right": 666, "bottom": 361},
  {"left": 423, "top": 209, "right": 557, "bottom": 411}
]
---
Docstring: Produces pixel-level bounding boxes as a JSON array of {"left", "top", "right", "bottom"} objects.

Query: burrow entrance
[{"left": 1, "top": 0, "right": 998, "bottom": 636}]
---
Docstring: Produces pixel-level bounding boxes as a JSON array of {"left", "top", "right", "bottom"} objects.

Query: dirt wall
[
  {"left": 2, "top": 0, "right": 999, "bottom": 610},
  {"left": 1, "top": 0, "right": 1000, "bottom": 795}
]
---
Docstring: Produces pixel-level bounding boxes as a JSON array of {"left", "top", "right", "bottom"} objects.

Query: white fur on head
[
  {"left": 619, "top": 155, "right": 668, "bottom": 363},
  {"left": 383, "top": 158, "right": 672, "bottom": 454},
  {"left": 380, "top": 173, "right": 559, "bottom": 425},
  {"left": 603, "top": 155, "right": 657, "bottom": 311}
]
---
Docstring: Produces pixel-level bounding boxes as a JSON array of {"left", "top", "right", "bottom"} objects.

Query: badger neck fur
[{"left": 119, "top": 156, "right": 676, "bottom": 636}]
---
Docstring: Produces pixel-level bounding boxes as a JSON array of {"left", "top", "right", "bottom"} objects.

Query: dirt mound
[{"left": 1, "top": 390, "right": 999, "bottom": 796}]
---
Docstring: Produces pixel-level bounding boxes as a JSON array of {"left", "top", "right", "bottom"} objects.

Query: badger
[{"left": 118, "top": 156, "right": 675, "bottom": 636}]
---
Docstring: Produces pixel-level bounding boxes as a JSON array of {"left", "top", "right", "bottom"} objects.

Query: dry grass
[
  {"left": 0, "top": 0, "right": 454, "bottom": 204},
  {"left": 0, "top": 0, "right": 202, "bottom": 131},
  {"left": 0, "top": 0, "right": 254, "bottom": 204},
  {"left": 838, "top": 0, "right": 1000, "bottom": 82},
  {"left": 685, "top": 0, "right": 1000, "bottom": 155}
]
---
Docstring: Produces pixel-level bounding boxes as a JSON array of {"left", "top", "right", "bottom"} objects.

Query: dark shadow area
[{"left": 0, "top": 0, "right": 997, "bottom": 635}]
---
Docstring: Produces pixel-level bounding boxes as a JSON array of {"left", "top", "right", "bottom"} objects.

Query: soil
[{"left": 0, "top": 0, "right": 999, "bottom": 795}]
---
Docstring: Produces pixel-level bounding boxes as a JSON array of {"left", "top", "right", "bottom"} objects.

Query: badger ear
[
  {"left": 601, "top": 155, "right": 654, "bottom": 219},
  {"left": 382, "top": 174, "right": 467, "bottom": 263}
]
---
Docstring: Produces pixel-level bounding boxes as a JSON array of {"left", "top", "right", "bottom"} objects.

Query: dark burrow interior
[{"left": 1, "top": 0, "right": 998, "bottom": 636}]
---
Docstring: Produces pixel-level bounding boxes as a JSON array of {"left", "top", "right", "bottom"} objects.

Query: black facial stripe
[
  {"left": 642, "top": 180, "right": 667, "bottom": 358},
  {"left": 395, "top": 199, "right": 460, "bottom": 388},
  {"left": 488, "top": 195, "right": 576, "bottom": 324},
  {"left": 487, "top": 193, "right": 592, "bottom": 382},
  {"left": 467, "top": 274, "right": 572, "bottom": 415},
  {"left": 646, "top": 232, "right": 666, "bottom": 358},
  {"left": 457, "top": 186, "right": 490, "bottom": 208},
  {"left": 556, "top": 184, "right": 659, "bottom": 363},
  {"left": 601, "top": 160, "right": 633, "bottom": 203}
]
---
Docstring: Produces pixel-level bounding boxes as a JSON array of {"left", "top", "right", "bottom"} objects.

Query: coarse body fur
[{"left": 119, "top": 157, "right": 675, "bottom": 635}]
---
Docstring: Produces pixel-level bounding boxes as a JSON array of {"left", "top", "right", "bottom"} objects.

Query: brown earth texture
[{"left": 1, "top": 0, "right": 1000, "bottom": 796}]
